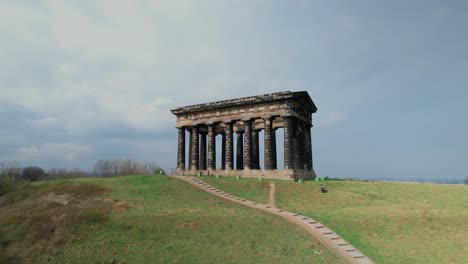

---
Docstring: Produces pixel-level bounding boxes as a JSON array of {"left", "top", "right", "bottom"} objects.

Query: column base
[{"left": 174, "top": 169, "right": 316, "bottom": 181}]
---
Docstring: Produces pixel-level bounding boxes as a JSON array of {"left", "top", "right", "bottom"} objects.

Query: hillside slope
[
  {"left": 0, "top": 175, "right": 341, "bottom": 263},
  {"left": 204, "top": 177, "right": 468, "bottom": 264}
]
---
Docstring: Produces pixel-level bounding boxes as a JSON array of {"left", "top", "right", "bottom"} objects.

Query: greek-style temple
[{"left": 171, "top": 91, "right": 317, "bottom": 180}]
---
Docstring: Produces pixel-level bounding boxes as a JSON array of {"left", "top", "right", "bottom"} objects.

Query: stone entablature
[{"left": 171, "top": 91, "right": 317, "bottom": 180}]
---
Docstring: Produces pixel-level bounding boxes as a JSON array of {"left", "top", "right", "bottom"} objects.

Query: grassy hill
[
  {"left": 203, "top": 177, "right": 468, "bottom": 264},
  {"left": 0, "top": 175, "right": 341, "bottom": 264}
]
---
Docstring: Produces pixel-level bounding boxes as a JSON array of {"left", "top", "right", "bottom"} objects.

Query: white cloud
[{"left": 16, "top": 142, "right": 95, "bottom": 162}]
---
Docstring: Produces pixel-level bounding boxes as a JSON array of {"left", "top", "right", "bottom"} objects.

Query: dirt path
[
  {"left": 268, "top": 182, "right": 277, "bottom": 208},
  {"left": 174, "top": 176, "right": 374, "bottom": 264}
]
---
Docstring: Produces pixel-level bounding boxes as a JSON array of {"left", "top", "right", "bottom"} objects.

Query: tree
[
  {"left": 464, "top": 175, "right": 468, "bottom": 185},
  {"left": 21, "top": 166, "right": 45, "bottom": 181},
  {"left": 138, "top": 162, "right": 163, "bottom": 175},
  {"left": 0, "top": 162, "right": 22, "bottom": 182},
  {"left": 92, "top": 159, "right": 163, "bottom": 177},
  {"left": 92, "top": 160, "right": 114, "bottom": 177},
  {"left": 47, "top": 168, "right": 88, "bottom": 179}
]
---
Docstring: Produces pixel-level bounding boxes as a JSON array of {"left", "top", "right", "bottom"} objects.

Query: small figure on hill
[{"left": 320, "top": 184, "right": 328, "bottom": 193}]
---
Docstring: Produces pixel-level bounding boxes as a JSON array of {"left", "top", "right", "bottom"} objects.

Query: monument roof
[{"left": 171, "top": 91, "right": 317, "bottom": 115}]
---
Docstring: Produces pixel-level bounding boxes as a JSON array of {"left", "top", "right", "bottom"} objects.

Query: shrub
[
  {"left": 0, "top": 178, "right": 15, "bottom": 196},
  {"left": 21, "top": 166, "right": 45, "bottom": 181},
  {"left": 153, "top": 167, "right": 166, "bottom": 175}
]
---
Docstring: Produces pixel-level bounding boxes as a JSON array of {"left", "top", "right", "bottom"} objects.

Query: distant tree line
[
  {"left": 91, "top": 159, "right": 165, "bottom": 178},
  {"left": 0, "top": 159, "right": 165, "bottom": 183}
]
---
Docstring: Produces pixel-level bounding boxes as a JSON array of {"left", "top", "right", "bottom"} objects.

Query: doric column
[
  {"left": 264, "top": 117, "right": 273, "bottom": 170},
  {"left": 225, "top": 122, "right": 234, "bottom": 170},
  {"left": 236, "top": 131, "right": 243, "bottom": 170},
  {"left": 243, "top": 120, "right": 252, "bottom": 170},
  {"left": 207, "top": 124, "right": 216, "bottom": 170},
  {"left": 306, "top": 124, "right": 313, "bottom": 170},
  {"left": 272, "top": 128, "right": 277, "bottom": 169},
  {"left": 221, "top": 133, "right": 226, "bottom": 170},
  {"left": 283, "top": 117, "right": 294, "bottom": 169},
  {"left": 177, "top": 127, "right": 185, "bottom": 171},
  {"left": 293, "top": 120, "right": 303, "bottom": 170},
  {"left": 188, "top": 128, "right": 192, "bottom": 170},
  {"left": 191, "top": 126, "right": 199, "bottom": 171},
  {"left": 252, "top": 130, "right": 259, "bottom": 169},
  {"left": 300, "top": 123, "right": 308, "bottom": 169},
  {"left": 200, "top": 131, "right": 207, "bottom": 170}
]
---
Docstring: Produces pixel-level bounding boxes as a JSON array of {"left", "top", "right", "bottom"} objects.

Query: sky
[{"left": 1, "top": 0, "right": 467, "bottom": 180}]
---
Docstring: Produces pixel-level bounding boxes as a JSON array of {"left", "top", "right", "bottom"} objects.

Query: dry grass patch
[{"left": 0, "top": 182, "right": 131, "bottom": 263}]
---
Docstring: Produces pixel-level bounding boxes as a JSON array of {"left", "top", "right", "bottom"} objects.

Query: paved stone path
[
  {"left": 268, "top": 182, "right": 277, "bottom": 208},
  {"left": 174, "top": 176, "right": 374, "bottom": 264}
]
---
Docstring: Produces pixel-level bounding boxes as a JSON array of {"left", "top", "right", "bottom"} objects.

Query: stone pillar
[
  {"left": 188, "top": 128, "right": 192, "bottom": 170},
  {"left": 200, "top": 131, "right": 207, "bottom": 170},
  {"left": 191, "top": 126, "right": 199, "bottom": 171},
  {"left": 236, "top": 131, "right": 243, "bottom": 170},
  {"left": 252, "top": 130, "right": 259, "bottom": 169},
  {"left": 306, "top": 124, "right": 313, "bottom": 170},
  {"left": 293, "top": 120, "right": 303, "bottom": 170},
  {"left": 225, "top": 122, "right": 234, "bottom": 170},
  {"left": 221, "top": 133, "right": 226, "bottom": 170},
  {"left": 300, "top": 123, "right": 308, "bottom": 169},
  {"left": 264, "top": 117, "right": 273, "bottom": 170},
  {"left": 243, "top": 120, "right": 252, "bottom": 170},
  {"left": 207, "top": 124, "right": 216, "bottom": 171},
  {"left": 272, "top": 128, "right": 277, "bottom": 169},
  {"left": 177, "top": 127, "right": 185, "bottom": 171},
  {"left": 283, "top": 117, "right": 294, "bottom": 169}
]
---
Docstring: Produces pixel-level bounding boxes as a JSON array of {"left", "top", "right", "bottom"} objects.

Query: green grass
[
  {"left": 0, "top": 175, "right": 341, "bottom": 263},
  {"left": 203, "top": 177, "right": 468, "bottom": 264}
]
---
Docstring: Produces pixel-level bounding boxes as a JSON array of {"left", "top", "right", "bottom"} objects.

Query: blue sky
[{"left": 0, "top": 0, "right": 467, "bottom": 180}]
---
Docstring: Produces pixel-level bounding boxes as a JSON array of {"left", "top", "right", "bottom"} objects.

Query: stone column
[
  {"left": 283, "top": 117, "right": 294, "bottom": 169},
  {"left": 272, "top": 128, "right": 277, "bottom": 169},
  {"left": 264, "top": 117, "right": 273, "bottom": 170},
  {"left": 244, "top": 120, "right": 252, "bottom": 170},
  {"left": 225, "top": 122, "right": 234, "bottom": 170},
  {"left": 306, "top": 124, "right": 313, "bottom": 170},
  {"left": 188, "top": 128, "right": 192, "bottom": 170},
  {"left": 293, "top": 120, "right": 303, "bottom": 170},
  {"left": 236, "top": 131, "right": 243, "bottom": 170},
  {"left": 300, "top": 123, "right": 308, "bottom": 169},
  {"left": 177, "top": 127, "right": 185, "bottom": 171},
  {"left": 221, "top": 133, "right": 226, "bottom": 170},
  {"left": 200, "top": 131, "right": 207, "bottom": 170},
  {"left": 207, "top": 124, "right": 216, "bottom": 170},
  {"left": 191, "top": 126, "right": 199, "bottom": 171},
  {"left": 252, "top": 130, "right": 259, "bottom": 169}
]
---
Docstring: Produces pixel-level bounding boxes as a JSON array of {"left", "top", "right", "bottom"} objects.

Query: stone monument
[{"left": 171, "top": 91, "right": 317, "bottom": 180}]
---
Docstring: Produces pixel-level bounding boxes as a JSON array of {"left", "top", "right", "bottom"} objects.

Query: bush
[
  {"left": 47, "top": 168, "right": 88, "bottom": 180},
  {"left": 153, "top": 167, "right": 166, "bottom": 175},
  {"left": 21, "top": 166, "right": 45, "bottom": 181},
  {"left": 464, "top": 176, "right": 468, "bottom": 185},
  {"left": 0, "top": 162, "right": 22, "bottom": 182},
  {"left": 0, "top": 178, "right": 15, "bottom": 196}
]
